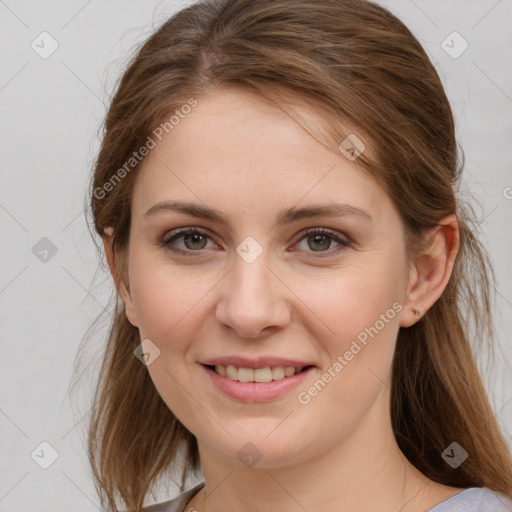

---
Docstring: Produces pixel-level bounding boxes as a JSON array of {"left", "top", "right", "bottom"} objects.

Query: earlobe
[
  {"left": 102, "top": 228, "right": 139, "bottom": 328},
  {"left": 400, "top": 214, "right": 460, "bottom": 328}
]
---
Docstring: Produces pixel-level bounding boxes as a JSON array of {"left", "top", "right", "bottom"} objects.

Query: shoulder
[
  {"left": 427, "top": 487, "right": 512, "bottom": 511},
  {"left": 141, "top": 482, "right": 205, "bottom": 512}
]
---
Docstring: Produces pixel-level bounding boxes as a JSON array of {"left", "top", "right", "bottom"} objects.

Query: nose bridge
[
  {"left": 215, "top": 246, "right": 290, "bottom": 338},
  {"left": 233, "top": 251, "right": 273, "bottom": 301}
]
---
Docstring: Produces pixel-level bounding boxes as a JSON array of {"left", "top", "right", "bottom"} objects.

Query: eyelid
[
  {"left": 161, "top": 226, "right": 220, "bottom": 256},
  {"left": 289, "top": 227, "right": 351, "bottom": 257},
  {"left": 162, "top": 226, "right": 216, "bottom": 244},
  {"left": 292, "top": 227, "right": 350, "bottom": 245}
]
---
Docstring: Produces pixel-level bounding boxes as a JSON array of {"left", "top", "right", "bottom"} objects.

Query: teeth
[
  {"left": 226, "top": 365, "right": 238, "bottom": 380},
  {"left": 254, "top": 367, "right": 272, "bottom": 383},
  {"left": 271, "top": 366, "right": 285, "bottom": 380},
  {"left": 213, "top": 364, "right": 304, "bottom": 382},
  {"left": 284, "top": 366, "right": 295, "bottom": 377},
  {"left": 238, "top": 367, "right": 254, "bottom": 383}
]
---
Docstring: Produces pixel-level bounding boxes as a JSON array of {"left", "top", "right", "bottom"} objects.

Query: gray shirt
[{"left": 142, "top": 482, "right": 512, "bottom": 511}]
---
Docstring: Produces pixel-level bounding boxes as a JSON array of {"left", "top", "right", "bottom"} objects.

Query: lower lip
[{"left": 201, "top": 365, "right": 315, "bottom": 403}]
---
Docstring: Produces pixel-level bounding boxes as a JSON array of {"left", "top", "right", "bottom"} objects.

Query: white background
[{"left": 1, "top": 1, "right": 511, "bottom": 510}]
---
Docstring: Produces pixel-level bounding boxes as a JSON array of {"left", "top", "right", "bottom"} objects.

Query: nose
[{"left": 215, "top": 254, "right": 291, "bottom": 339}]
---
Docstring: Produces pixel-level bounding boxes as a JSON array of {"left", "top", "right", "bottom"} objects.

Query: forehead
[{"left": 131, "top": 87, "right": 390, "bottom": 224}]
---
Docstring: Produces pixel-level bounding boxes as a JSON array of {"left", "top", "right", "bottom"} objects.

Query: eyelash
[{"left": 160, "top": 227, "right": 351, "bottom": 258}]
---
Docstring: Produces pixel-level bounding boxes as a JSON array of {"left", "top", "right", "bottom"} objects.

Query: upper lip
[{"left": 200, "top": 356, "right": 315, "bottom": 369}]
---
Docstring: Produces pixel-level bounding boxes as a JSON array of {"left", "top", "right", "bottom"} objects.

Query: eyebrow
[{"left": 143, "top": 200, "right": 372, "bottom": 225}]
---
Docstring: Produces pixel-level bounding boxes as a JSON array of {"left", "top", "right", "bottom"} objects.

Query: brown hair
[{"left": 82, "top": 0, "right": 512, "bottom": 510}]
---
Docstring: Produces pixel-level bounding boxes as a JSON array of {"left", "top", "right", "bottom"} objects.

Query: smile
[{"left": 200, "top": 361, "right": 316, "bottom": 403}]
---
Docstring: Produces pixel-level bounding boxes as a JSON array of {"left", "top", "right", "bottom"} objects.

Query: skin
[{"left": 104, "top": 87, "right": 462, "bottom": 511}]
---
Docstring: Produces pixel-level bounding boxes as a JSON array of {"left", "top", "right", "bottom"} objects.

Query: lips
[
  {"left": 201, "top": 362, "right": 316, "bottom": 402},
  {"left": 199, "top": 356, "right": 316, "bottom": 393}
]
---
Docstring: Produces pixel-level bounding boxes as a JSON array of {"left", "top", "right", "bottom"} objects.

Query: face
[{"left": 119, "top": 87, "right": 413, "bottom": 468}]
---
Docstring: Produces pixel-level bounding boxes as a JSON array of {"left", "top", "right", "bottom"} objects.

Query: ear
[
  {"left": 400, "top": 214, "right": 459, "bottom": 327},
  {"left": 102, "top": 227, "right": 139, "bottom": 328}
]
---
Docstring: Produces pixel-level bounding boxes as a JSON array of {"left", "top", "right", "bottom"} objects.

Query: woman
[{"left": 86, "top": 0, "right": 512, "bottom": 510}]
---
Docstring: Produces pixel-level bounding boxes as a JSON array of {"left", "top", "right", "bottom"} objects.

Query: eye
[
  {"left": 291, "top": 228, "right": 350, "bottom": 257},
  {"left": 161, "top": 227, "right": 217, "bottom": 256}
]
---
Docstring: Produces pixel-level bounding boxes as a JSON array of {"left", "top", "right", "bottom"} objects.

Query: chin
[{"left": 200, "top": 426, "right": 316, "bottom": 470}]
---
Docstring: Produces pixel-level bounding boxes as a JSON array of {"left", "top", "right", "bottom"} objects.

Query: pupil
[{"left": 308, "top": 234, "right": 330, "bottom": 251}]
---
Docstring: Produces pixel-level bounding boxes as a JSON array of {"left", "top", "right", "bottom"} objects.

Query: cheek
[
  {"left": 292, "top": 254, "right": 404, "bottom": 410},
  {"left": 296, "top": 257, "right": 405, "bottom": 352},
  {"left": 128, "top": 258, "right": 210, "bottom": 427},
  {"left": 129, "top": 254, "right": 211, "bottom": 344},
  {"left": 294, "top": 292, "right": 401, "bottom": 450}
]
